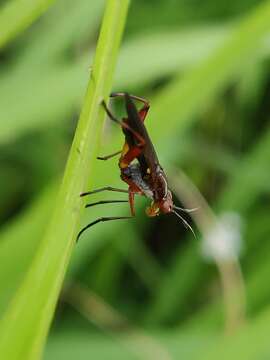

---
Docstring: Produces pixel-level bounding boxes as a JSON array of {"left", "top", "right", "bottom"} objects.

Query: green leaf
[
  {"left": 147, "top": 0, "right": 270, "bottom": 143},
  {"left": 0, "top": 183, "right": 58, "bottom": 316},
  {"left": 0, "top": 0, "right": 56, "bottom": 48},
  {"left": 0, "top": 1, "right": 129, "bottom": 359}
]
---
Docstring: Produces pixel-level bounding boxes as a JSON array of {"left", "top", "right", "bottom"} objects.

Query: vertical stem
[
  {"left": 170, "top": 169, "right": 246, "bottom": 333},
  {"left": 0, "top": 1, "right": 129, "bottom": 359}
]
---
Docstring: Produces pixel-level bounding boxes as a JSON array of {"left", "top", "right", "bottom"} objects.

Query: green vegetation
[{"left": 0, "top": 0, "right": 270, "bottom": 359}]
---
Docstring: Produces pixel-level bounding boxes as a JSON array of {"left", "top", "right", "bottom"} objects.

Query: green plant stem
[{"left": 0, "top": 1, "right": 129, "bottom": 359}]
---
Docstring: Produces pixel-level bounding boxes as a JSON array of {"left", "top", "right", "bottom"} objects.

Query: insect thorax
[{"left": 123, "top": 163, "right": 153, "bottom": 199}]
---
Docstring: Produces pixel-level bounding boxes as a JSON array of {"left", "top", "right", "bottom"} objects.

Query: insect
[{"left": 77, "top": 93, "right": 195, "bottom": 240}]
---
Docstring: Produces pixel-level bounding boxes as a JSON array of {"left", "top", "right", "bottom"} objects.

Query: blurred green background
[{"left": 1, "top": 0, "right": 270, "bottom": 359}]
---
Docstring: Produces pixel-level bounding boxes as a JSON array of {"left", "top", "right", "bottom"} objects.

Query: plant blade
[{"left": 0, "top": 1, "right": 129, "bottom": 359}]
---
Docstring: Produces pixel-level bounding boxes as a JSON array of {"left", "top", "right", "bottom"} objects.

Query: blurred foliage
[{"left": 0, "top": 0, "right": 270, "bottom": 359}]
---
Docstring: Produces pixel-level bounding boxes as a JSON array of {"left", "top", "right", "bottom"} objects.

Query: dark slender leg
[
  {"left": 102, "top": 101, "right": 145, "bottom": 147},
  {"left": 102, "top": 100, "right": 121, "bottom": 123},
  {"left": 110, "top": 92, "right": 149, "bottom": 107},
  {"left": 97, "top": 150, "right": 121, "bottom": 161},
  {"left": 80, "top": 186, "right": 129, "bottom": 197},
  {"left": 77, "top": 216, "right": 132, "bottom": 242},
  {"left": 110, "top": 92, "right": 150, "bottom": 122},
  {"left": 85, "top": 200, "right": 128, "bottom": 208}
]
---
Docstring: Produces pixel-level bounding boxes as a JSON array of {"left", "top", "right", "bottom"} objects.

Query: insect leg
[
  {"left": 102, "top": 100, "right": 146, "bottom": 147},
  {"left": 110, "top": 92, "right": 150, "bottom": 122},
  {"left": 80, "top": 186, "right": 129, "bottom": 197},
  {"left": 121, "top": 173, "right": 144, "bottom": 216},
  {"left": 138, "top": 103, "right": 150, "bottom": 122},
  {"left": 110, "top": 92, "right": 149, "bottom": 108},
  {"left": 97, "top": 150, "right": 122, "bottom": 160},
  {"left": 128, "top": 192, "right": 136, "bottom": 216},
  {"left": 85, "top": 200, "right": 128, "bottom": 208},
  {"left": 77, "top": 216, "right": 132, "bottom": 241}
]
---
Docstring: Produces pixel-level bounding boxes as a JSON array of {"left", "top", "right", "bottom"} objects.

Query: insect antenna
[
  {"left": 172, "top": 210, "right": 197, "bottom": 240},
  {"left": 173, "top": 205, "right": 198, "bottom": 213}
]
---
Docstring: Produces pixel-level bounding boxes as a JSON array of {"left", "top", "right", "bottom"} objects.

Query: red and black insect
[{"left": 77, "top": 93, "right": 195, "bottom": 240}]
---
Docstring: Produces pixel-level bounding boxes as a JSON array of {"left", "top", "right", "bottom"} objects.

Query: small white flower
[{"left": 201, "top": 212, "right": 243, "bottom": 262}]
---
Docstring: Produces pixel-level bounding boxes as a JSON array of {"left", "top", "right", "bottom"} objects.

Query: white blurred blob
[{"left": 201, "top": 212, "right": 243, "bottom": 262}]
